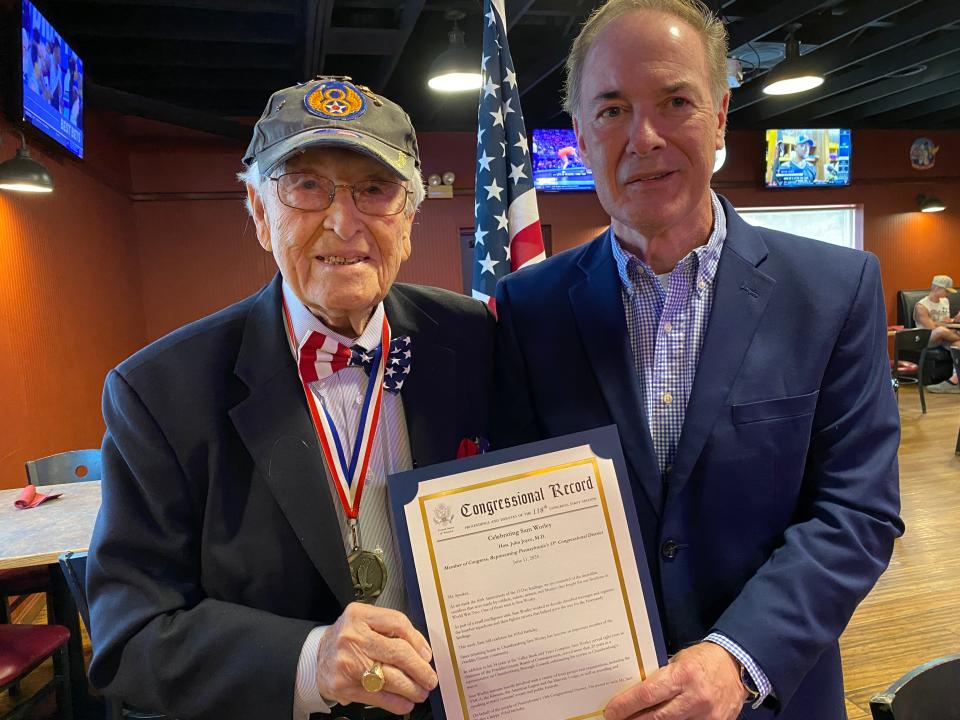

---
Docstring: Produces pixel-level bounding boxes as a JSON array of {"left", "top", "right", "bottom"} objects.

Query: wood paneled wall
[
  {"left": 0, "top": 115, "right": 145, "bottom": 489},
  {"left": 1, "top": 117, "right": 957, "bottom": 488},
  {"left": 716, "top": 129, "right": 960, "bottom": 320},
  {"left": 129, "top": 127, "right": 959, "bottom": 337}
]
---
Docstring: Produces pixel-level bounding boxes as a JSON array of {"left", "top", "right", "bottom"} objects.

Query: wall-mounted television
[
  {"left": 20, "top": 0, "right": 83, "bottom": 159},
  {"left": 764, "top": 128, "right": 850, "bottom": 188},
  {"left": 531, "top": 128, "right": 594, "bottom": 191}
]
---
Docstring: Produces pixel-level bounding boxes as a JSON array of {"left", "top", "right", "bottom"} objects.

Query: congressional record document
[{"left": 389, "top": 426, "right": 665, "bottom": 720}]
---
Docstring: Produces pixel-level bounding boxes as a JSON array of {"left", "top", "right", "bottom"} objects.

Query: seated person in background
[
  {"left": 86, "top": 77, "right": 495, "bottom": 720},
  {"left": 914, "top": 274, "right": 960, "bottom": 388}
]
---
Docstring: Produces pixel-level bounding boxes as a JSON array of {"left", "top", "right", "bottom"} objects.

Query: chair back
[
  {"left": 57, "top": 551, "right": 90, "bottom": 633},
  {"left": 25, "top": 449, "right": 102, "bottom": 486},
  {"left": 870, "top": 653, "right": 960, "bottom": 719},
  {"left": 893, "top": 328, "right": 932, "bottom": 354}
]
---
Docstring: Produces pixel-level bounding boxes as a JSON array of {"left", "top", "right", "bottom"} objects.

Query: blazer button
[{"left": 661, "top": 539, "right": 680, "bottom": 560}]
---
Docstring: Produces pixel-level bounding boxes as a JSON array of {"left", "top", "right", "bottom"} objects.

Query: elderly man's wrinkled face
[
  {"left": 573, "top": 10, "right": 727, "bottom": 239},
  {"left": 248, "top": 147, "right": 413, "bottom": 336}
]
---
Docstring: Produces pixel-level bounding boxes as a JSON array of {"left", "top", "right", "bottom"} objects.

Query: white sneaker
[{"left": 926, "top": 381, "right": 960, "bottom": 394}]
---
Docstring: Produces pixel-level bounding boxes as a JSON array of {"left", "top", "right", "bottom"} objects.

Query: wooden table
[
  {"left": 0, "top": 481, "right": 101, "bottom": 712},
  {"left": 0, "top": 481, "right": 101, "bottom": 570}
]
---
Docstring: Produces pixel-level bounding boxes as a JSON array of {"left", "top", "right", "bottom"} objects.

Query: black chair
[
  {"left": 870, "top": 653, "right": 960, "bottom": 719},
  {"left": 893, "top": 328, "right": 933, "bottom": 413},
  {"left": 897, "top": 287, "right": 960, "bottom": 327},
  {"left": 59, "top": 552, "right": 171, "bottom": 720},
  {"left": 896, "top": 288, "right": 959, "bottom": 385}
]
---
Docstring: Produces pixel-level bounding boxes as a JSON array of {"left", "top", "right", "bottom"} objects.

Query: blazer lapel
[
  {"left": 384, "top": 289, "right": 457, "bottom": 468},
  {"left": 228, "top": 276, "right": 354, "bottom": 607},
  {"left": 667, "top": 199, "right": 775, "bottom": 500},
  {"left": 569, "top": 234, "right": 663, "bottom": 517}
]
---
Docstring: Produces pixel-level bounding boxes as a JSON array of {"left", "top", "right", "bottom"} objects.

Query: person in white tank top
[{"left": 914, "top": 274, "right": 960, "bottom": 384}]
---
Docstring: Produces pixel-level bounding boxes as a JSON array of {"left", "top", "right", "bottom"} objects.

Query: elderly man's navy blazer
[
  {"left": 492, "top": 196, "right": 903, "bottom": 718},
  {"left": 87, "top": 275, "right": 495, "bottom": 720}
]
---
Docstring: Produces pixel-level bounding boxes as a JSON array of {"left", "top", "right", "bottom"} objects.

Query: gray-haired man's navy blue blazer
[{"left": 492, "top": 195, "right": 903, "bottom": 719}]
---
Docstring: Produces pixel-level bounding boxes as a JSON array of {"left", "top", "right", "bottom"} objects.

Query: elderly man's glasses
[{"left": 270, "top": 173, "right": 411, "bottom": 216}]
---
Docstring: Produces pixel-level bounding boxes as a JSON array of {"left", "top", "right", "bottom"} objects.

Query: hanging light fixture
[
  {"left": 917, "top": 194, "right": 945, "bottom": 213},
  {"left": 762, "top": 26, "right": 824, "bottom": 96},
  {"left": 713, "top": 146, "right": 727, "bottom": 173},
  {"left": 428, "top": 10, "right": 482, "bottom": 93},
  {"left": 0, "top": 129, "right": 54, "bottom": 193}
]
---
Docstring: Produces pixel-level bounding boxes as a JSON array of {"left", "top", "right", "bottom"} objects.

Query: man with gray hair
[
  {"left": 493, "top": 1, "right": 902, "bottom": 718},
  {"left": 87, "top": 78, "right": 494, "bottom": 720}
]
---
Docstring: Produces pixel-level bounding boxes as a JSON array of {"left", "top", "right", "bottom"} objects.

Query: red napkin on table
[{"left": 14, "top": 485, "right": 63, "bottom": 509}]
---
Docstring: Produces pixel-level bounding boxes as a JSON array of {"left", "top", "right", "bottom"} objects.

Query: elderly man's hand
[
  {"left": 316, "top": 602, "right": 438, "bottom": 714},
  {"left": 603, "top": 642, "right": 748, "bottom": 720}
]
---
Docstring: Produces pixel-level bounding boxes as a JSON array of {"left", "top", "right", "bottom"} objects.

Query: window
[{"left": 736, "top": 205, "right": 861, "bottom": 251}]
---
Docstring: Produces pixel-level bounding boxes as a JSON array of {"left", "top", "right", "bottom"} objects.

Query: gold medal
[
  {"left": 349, "top": 548, "right": 386, "bottom": 603},
  {"left": 347, "top": 518, "right": 386, "bottom": 603}
]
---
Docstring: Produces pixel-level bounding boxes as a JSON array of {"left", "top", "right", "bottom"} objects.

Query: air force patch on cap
[{"left": 305, "top": 80, "right": 366, "bottom": 120}]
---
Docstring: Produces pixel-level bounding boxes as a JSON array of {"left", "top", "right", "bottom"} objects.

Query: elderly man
[
  {"left": 87, "top": 78, "right": 494, "bottom": 720},
  {"left": 492, "top": 1, "right": 902, "bottom": 718}
]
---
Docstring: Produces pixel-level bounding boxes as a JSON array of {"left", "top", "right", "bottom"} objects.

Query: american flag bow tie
[{"left": 298, "top": 332, "right": 412, "bottom": 393}]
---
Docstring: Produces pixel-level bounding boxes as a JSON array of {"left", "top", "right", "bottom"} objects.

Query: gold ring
[{"left": 361, "top": 662, "right": 385, "bottom": 693}]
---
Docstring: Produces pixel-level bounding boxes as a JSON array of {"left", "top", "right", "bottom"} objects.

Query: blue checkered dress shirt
[{"left": 610, "top": 191, "right": 771, "bottom": 707}]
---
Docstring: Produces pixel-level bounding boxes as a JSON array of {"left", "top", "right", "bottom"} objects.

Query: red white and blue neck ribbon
[
  {"left": 282, "top": 300, "right": 389, "bottom": 518},
  {"left": 298, "top": 333, "right": 412, "bottom": 393}
]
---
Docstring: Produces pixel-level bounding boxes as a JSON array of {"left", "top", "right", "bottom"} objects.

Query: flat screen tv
[
  {"left": 531, "top": 128, "right": 594, "bottom": 191},
  {"left": 764, "top": 128, "right": 850, "bottom": 188},
  {"left": 20, "top": 0, "right": 83, "bottom": 159}
]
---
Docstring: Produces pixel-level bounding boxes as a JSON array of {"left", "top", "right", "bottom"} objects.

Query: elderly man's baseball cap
[
  {"left": 243, "top": 77, "right": 420, "bottom": 180},
  {"left": 932, "top": 275, "right": 957, "bottom": 293}
]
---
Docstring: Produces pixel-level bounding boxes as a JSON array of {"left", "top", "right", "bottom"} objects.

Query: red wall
[
  {"left": 126, "top": 128, "right": 614, "bottom": 342},
  {"left": 716, "top": 130, "right": 960, "bottom": 322},
  {"left": 0, "top": 113, "right": 145, "bottom": 488},
  {"left": 125, "top": 125, "right": 960, "bottom": 342},
  {"left": 126, "top": 134, "right": 275, "bottom": 342},
  {"left": 1, "top": 119, "right": 956, "bottom": 487}
]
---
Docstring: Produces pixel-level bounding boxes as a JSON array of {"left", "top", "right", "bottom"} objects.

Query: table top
[{"left": 0, "top": 481, "right": 101, "bottom": 570}]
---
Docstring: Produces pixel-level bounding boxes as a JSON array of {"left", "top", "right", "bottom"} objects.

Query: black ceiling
[{"left": 31, "top": 0, "right": 960, "bottom": 137}]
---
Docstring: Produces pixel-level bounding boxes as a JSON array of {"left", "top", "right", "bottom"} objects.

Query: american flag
[{"left": 471, "top": 0, "right": 545, "bottom": 307}]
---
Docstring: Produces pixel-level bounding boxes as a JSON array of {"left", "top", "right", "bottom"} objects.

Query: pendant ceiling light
[
  {"left": 428, "top": 10, "right": 482, "bottom": 93},
  {"left": 762, "top": 26, "right": 824, "bottom": 96},
  {"left": 917, "top": 194, "right": 946, "bottom": 213},
  {"left": 0, "top": 129, "right": 54, "bottom": 193}
]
